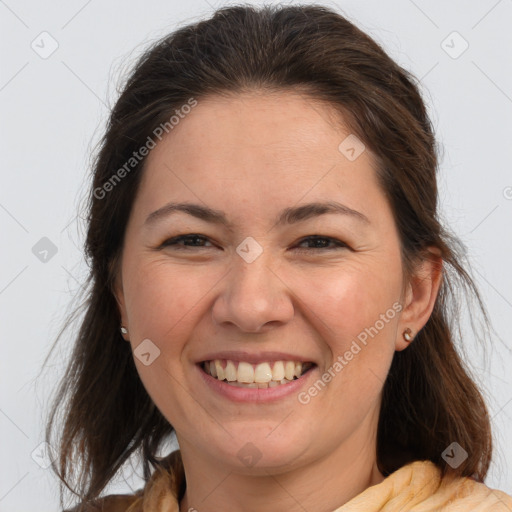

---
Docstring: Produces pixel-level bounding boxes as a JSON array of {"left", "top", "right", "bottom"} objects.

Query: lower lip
[{"left": 196, "top": 363, "right": 318, "bottom": 403}]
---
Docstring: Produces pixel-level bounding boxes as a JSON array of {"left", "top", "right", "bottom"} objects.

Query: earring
[
  {"left": 403, "top": 328, "right": 414, "bottom": 342},
  {"left": 120, "top": 326, "right": 128, "bottom": 335}
]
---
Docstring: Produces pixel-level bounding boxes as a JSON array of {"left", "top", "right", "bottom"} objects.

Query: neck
[{"left": 178, "top": 410, "right": 384, "bottom": 512}]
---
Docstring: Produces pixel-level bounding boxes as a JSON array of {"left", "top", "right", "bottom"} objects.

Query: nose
[{"left": 211, "top": 251, "right": 295, "bottom": 333}]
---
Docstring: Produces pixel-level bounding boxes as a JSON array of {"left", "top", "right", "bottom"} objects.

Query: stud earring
[
  {"left": 403, "top": 328, "right": 414, "bottom": 342},
  {"left": 120, "top": 326, "right": 128, "bottom": 335}
]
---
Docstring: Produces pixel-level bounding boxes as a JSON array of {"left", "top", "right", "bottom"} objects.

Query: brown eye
[
  {"left": 161, "top": 234, "right": 214, "bottom": 249},
  {"left": 294, "top": 236, "right": 349, "bottom": 253}
]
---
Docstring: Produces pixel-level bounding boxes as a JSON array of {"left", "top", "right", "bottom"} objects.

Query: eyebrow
[{"left": 144, "top": 200, "right": 370, "bottom": 229}]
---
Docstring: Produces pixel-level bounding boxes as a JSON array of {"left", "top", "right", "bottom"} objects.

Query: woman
[{"left": 46, "top": 4, "right": 512, "bottom": 511}]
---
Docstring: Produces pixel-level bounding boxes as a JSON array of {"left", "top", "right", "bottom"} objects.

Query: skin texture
[{"left": 114, "top": 90, "right": 442, "bottom": 512}]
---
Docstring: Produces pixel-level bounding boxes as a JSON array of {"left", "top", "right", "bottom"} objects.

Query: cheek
[
  {"left": 123, "top": 257, "right": 220, "bottom": 342},
  {"left": 284, "top": 260, "right": 402, "bottom": 402},
  {"left": 122, "top": 258, "right": 220, "bottom": 425},
  {"left": 286, "top": 259, "right": 402, "bottom": 342}
]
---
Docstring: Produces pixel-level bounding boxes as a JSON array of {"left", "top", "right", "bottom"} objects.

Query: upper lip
[{"left": 196, "top": 351, "right": 316, "bottom": 365}]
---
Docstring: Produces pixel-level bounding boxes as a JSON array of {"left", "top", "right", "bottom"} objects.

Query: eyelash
[{"left": 160, "top": 234, "right": 349, "bottom": 253}]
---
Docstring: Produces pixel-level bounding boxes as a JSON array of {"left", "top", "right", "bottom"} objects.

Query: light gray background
[{"left": 1, "top": 0, "right": 511, "bottom": 510}]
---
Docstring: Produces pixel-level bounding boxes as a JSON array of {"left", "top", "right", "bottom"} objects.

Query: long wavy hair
[{"left": 45, "top": 3, "right": 493, "bottom": 507}]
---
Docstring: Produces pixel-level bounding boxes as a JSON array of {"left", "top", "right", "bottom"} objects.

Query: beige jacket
[{"left": 67, "top": 450, "right": 512, "bottom": 511}]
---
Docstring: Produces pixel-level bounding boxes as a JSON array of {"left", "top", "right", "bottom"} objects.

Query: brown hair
[{"left": 45, "top": 3, "right": 493, "bottom": 508}]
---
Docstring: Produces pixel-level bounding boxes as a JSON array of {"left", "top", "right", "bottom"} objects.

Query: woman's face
[{"left": 114, "top": 91, "right": 418, "bottom": 474}]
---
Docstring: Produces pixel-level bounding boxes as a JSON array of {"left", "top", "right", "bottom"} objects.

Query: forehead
[
  {"left": 132, "top": 91, "right": 383, "bottom": 226},
  {"left": 153, "top": 90, "right": 353, "bottom": 163}
]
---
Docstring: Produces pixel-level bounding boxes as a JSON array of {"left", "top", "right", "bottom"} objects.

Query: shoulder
[
  {"left": 341, "top": 460, "right": 512, "bottom": 511},
  {"left": 62, "top": 451, "right": 183, "bottom": 512},
  {"left": 443, "top": 474, "right": 512, "bottom": 510},
  {"left": 63, "top": 492, "right": 142, "bottom": 512},
  {"left": 399, "top": 461, "right": 512, "bottom": 511}
]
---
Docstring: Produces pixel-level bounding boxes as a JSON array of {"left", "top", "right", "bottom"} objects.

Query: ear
[
  {"left": 396, "top": 248, "right": 443, "bottom": 351},
  {"left": 111, "top": 261, "right": 129, "bottom": 340}
]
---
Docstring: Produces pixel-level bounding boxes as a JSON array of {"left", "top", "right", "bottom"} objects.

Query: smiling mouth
[{"left": 200, "top": 359, "right": 316, "bottom": 388}]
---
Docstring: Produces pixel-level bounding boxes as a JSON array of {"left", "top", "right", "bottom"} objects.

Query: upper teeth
[{"left": 204, "top": 360, "right": 312, "bottom": 383}]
